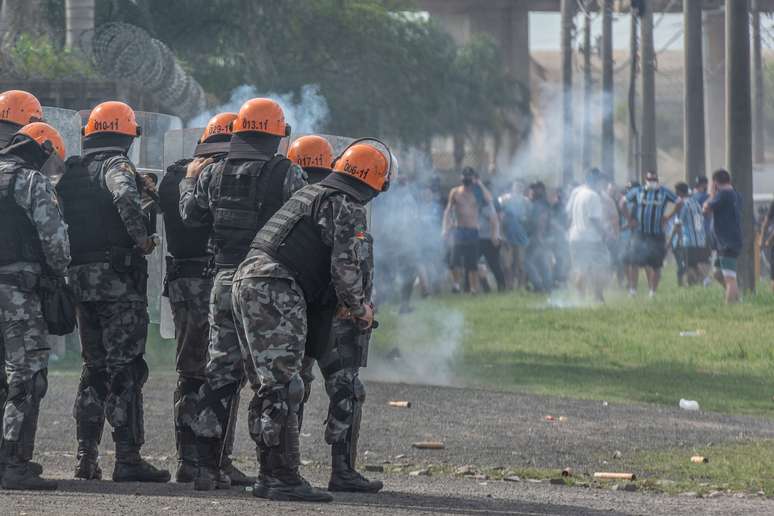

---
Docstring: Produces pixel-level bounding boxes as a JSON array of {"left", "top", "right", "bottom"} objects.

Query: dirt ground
[{"left": 3, "top": 372, "right": 774, "bottom": 515}]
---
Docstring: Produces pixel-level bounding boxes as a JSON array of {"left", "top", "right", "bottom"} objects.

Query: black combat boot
[
  {"left": 193, "top": 437, "right": 230, "bottom": 491},
  {"left": 175, "top": 428, "right": 197, "bottom": 483},
  {"left": 221, "top": 456, "right": 254, "bottom": 486},
  {"left": 74, "top": 418, "right": 104, "bottom": 480},
  {"left": 74, "top": 440, "right": 102, "bottom": 480},
  {"left": 328, "top": 442, "right": 383, "bottom": 493},
  {"left": 1, "top": 442, "right": 57, "bottom": 491},
  {"left": 112, "top": 428, "right": 170, "bottom": 483},
  {"left": 252, "top": 409, "right": 332, "bottom": 502},
  {"left": 0, "top": 439, "right": 43, "bottom": 478}
]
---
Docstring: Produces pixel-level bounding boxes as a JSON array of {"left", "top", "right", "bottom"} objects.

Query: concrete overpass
[{"left": 416, "top": 0, "right": 765, "bottom": 175}]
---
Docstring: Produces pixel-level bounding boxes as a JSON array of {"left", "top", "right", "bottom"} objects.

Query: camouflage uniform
[
  {"left": 179, "top": 155, "right": 305, "bottom": 486},
  {"left": 59, "top": 149, "right": 167, "bottom": 482},
  {"left": 232, "top": 186, "right": 374, "bottom": 493},
  {"left": 0, "top": 157, "right": 70, "bottom": 483}
]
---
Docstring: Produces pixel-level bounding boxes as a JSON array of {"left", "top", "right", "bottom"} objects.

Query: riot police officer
[
  {"left": 0, "top": 122, "right": 69, "bottom": 490},
  {"left": 57, "top": 101, "right": 170, "bottom": 483},
  {"left": 179, "top": 98, "right": 306, "bottom": 491}
]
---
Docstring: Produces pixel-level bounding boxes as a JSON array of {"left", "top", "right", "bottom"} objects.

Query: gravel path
[{"left": 3, "top": 372, "right": 772, "bottom": 515}]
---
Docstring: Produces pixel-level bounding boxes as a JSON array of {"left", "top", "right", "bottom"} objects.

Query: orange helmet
[
  {"left": 0, "top": 90, "right": 43, "bottom": 127},
  {"left": 83, "top": 101, "right": 141, "bottom": 137},
  {"left": 332, "top": 139, "right": 392, "bottom": 192},
  {"left": 200, "top": 112, "right": 237, "bottom": 143},
  {"left": 232, "top": 98, "right": 289, "bottom": 137},
  {"left": 17, "top": 122, "right": 66, "bottom": 159},
  {"left": 288, "top": 135, "right": 334, "bottom": 170}
]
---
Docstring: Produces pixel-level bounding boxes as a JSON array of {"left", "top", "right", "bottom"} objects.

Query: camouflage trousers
[
  {"left": 190, "top": 269, "right": 253, "bottom": 440},
  {"left": 0, "top": 284, "right": 49, "bottom": 442},
  {"left": 73, "top": 300, "right": 148, "bottom": 435},
  {"left": 168, "top": 276, "right": 211, "bottom": 441},
  {"left": 301, "top": 316, "right": 366, "bottom": 445},
  {"left": 231, "top": 276, "right": 306, "bottom": 447}
]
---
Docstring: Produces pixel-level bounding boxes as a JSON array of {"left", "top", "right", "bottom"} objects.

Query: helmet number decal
[
  {"left": 94, "top": 118, "right": 122, "bottom": 132},
  {"left": 240, "top": 118, "right": 271, "bottom": 132}
]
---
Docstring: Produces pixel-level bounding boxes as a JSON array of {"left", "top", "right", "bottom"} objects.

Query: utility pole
[
  {"left": 684, "top": 0, "right": 706, "bottom": 184},
  {"left": 752, "top": 0, "right": 765, "bottom": 164},
  {"left": 628, "top": 8, "right": 640, "bottom": 181},
  {"left": 726, "top": 0, "right": 755, "bottom": 292},
  {"left": 640, "top": 0, "right": 656, "bottom": 177},
  {"left": 561, "top": 0, "right": 575, "bottom": 185},
  {"left": 601, "top": 0, "right": 614, "bottom": 178},
  {"left": 582, "top": 5, "right": 593, "bottom": 171}
]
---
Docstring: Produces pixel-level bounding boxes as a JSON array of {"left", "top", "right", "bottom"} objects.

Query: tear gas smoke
[
  {"left": 362, "top": 306, "right": 464, "bottom": 387},
  {"left": 189, "top": 84, "right": 330, "bottom": 134}
]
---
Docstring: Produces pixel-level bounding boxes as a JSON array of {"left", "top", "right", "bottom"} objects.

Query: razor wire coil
[{"left": 91, "top": 22, "right": 205, "bottom": 121}]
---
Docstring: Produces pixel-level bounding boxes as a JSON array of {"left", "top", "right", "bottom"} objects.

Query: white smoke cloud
[{"left": 189, "top": 84, "right": 330, "bottom": 134}]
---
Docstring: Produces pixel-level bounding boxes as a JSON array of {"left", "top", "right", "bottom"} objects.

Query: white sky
[{"left": 529, "top": 13, "right": 686, "bottom": 51}]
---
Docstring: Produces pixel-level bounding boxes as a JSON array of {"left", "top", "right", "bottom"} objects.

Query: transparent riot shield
[
  {"left": 129, "top": 112, "right": 182, "bottom": 328},
  {"left": 158, "top": 127, "right": 203, "bottom": 338},
  {"left": 43, "top": 107, "right": 82, "bottom": 158}
]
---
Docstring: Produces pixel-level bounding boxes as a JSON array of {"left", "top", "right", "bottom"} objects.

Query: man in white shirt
[{"left": 566, "top": 169, "right": 609, "bottom": 301}]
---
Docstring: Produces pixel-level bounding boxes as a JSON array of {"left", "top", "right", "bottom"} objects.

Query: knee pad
[
  {"left": 79, "top": 366, "right": 109, "bottom": 399},
  {"left": 352, "top": 376, "right": 365, "bottom": 404},
  {"left": 132, "top": 356, "right": 149, "bottom": 387},
  {"left": 31, "top": 369, "right": 48, "bottom": 400},
  {"left": 176, "top": 376, "right": 204, "bottom": 396},
  {"left": 286, "top": 375, "right": 304, "bottom": 410},
  {"left": 195, "top": 381, "right": 238, "bottom": 426}
]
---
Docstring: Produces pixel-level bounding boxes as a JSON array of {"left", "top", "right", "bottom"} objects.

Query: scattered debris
[
  {"left": 679, "top": 491, "right": 700, "bottom": 498},
  {"left": 558, "top": 416, "right": 568, "bottom": 422},
  {"left": 679, "top": 330, "right": 705, "bottom": 337},
  {"left": 544, "top": 415, "right": 555, "bottom": 422},
  {"left": 561, "top": 468, "right": 573, "bottom": 477},
  {"left": 525, "top": 479, "right": 543, "bottom": 483},
  {"left": 472, "top": 474, "right": 489, "bottom": 481},
  {"left": 593, "top": 472, "right": 636, "bottom": 481},
  {"left": 707, "top": 491, "right": 724, "bottom": 499},
  {"left": 388, "top": 401, "right": 412, "bottom": 408},
  {"left": 679, "top": 399, "right": 700, "bottom": 411},
  {"left": 691, "top": 455, "right": 709, "bottom": 464},
  {"left": 549, "top": 478, "right": 566, "bottom": 486},
  {"left": 455, "top": 465, "right": 476, "bottom": 476},
  {"left": 503, "top": 475, "right": 522, "bottom": 482},
  {"left": 409, "top": 468, "right": 431, "bottom": 477},
  {"left": 395, "top": 454, "right": 406, "bottom": 459},
  {"left": 622, "top": 483, "right": 638, "bottom": 492},
  {"left": 301, "top": 460, "right": 312, "bottom": 466},
  {"left": 613, "top": 450, "right": 623, "bottom": 460},
  {"left": 412, "top": 442, "right": 445, "bottom": 450},
  {"left": 364, "top": 465, "right": 384, "bottom": 473},
  {"left": 602, "top": 401, "right": 609, "bottom": 407}
]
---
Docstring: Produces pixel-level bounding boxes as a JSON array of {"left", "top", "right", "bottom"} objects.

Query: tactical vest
[
  {"left": 211, "top": 155, "right": 289, "bottom": 267},
  {"left": 56, "top": 152, "right": 138, "bottom": 264},
  {"left": 159, "top": 159, "right": 212, "bottom": 259},
  {"left": 0, "top": 157, "right": 44, "bottom": 266},
  {"left": 251, "top": 184, "right": 334, "bottom": 303}
]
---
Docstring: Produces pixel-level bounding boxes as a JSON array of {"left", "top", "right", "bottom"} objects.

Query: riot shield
[
  {"left": 158, "top": 127, "right": 203, "bottom": 338},
  {"left": 129, "top": 112, "right": 182, "bottom": 328},
  {"left": 43, "top": 107, "right": 82, "bottom": 158}
]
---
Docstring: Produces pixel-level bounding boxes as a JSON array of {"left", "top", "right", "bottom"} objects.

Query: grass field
[{"left": 371, "top": 273, "right": 774, "bottom": 418}]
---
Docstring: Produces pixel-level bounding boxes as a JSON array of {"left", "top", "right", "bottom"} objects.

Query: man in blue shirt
[
  {"left": 703, "top": 169, "right": 742, "bottom": 303},
  {"left": 620, "top": 171, "right": 681, "bottom": 297}
]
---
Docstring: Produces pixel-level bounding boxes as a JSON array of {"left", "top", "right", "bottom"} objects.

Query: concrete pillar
[
  {"left": 601, "top": 0, "right": 615, "bottom": 178},
  {"left": 582, "top": 11, "right": 593, "bottom": 171},
  {"left": 65, "top": 0, "right": 95, "bottom": 53},
  {"left": 561, "top": 0, "right": 575, "bottom": 185},
  {"left": 640, "top": 1, "right": 657, "bottom": 176},
  {"left": 726, "top": 0, "right": 755, "bottom": 292},
  {"left": 704, "top": 9, "right": 726, "bottom": 174},
  {"left": 684, "top": 0, "right": 706, "bottom": 184},
  {"left": 752, "top": 0, "right": 765, "bottom": 164}
]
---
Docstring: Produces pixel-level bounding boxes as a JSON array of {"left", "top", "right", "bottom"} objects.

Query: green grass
[{"left": 372, "top": 272, "right": 774, "bottom": 417}]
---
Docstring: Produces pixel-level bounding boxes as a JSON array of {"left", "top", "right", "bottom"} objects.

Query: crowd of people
[{"left": 374, "top": 164, "right": 746, "bottom": 308}]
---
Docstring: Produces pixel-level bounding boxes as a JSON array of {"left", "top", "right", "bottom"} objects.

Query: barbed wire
[{"left": 91, "top": 22, "right": 206, "bottom": 121}]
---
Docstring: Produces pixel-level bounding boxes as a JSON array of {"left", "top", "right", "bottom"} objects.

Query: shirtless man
[{"left": 443, "top": 167, "right": 483, "bottom": 293}]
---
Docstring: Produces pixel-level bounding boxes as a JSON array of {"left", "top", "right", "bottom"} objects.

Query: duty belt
[{"left": 164, "top": 257, "right": 213, "bottom": 281}]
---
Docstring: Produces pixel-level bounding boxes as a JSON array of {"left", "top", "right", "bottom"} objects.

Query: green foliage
[
  {"left": 9, "top": 33, "right": 95, "bottom": 79},
  {"left": 99, "top": 0, "right": 522, "bottom": 146},
  {"left": 373, "top": 269, "right": 774, "bottom": 417}
]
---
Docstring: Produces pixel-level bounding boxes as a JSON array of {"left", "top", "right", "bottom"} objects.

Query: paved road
[{"left": 3, "top": 372, "right": 772, "bottom": 515}]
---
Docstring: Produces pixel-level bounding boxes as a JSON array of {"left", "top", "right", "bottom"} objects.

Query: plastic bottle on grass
[{"left": 679, "top": 399, "right": 700, "bottom": 411}]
